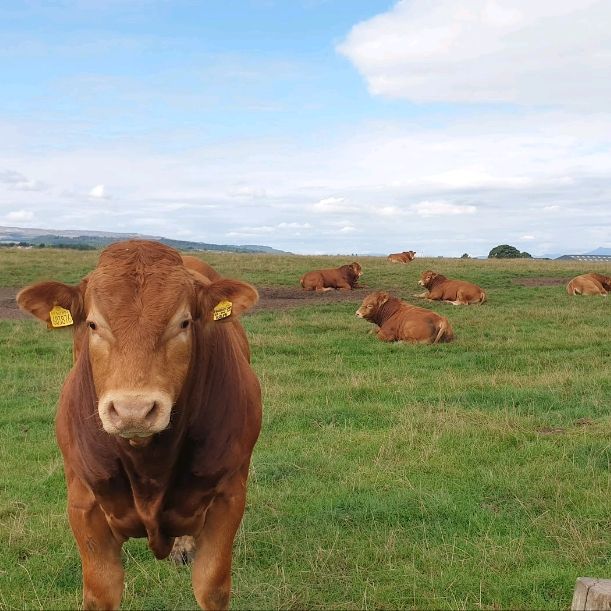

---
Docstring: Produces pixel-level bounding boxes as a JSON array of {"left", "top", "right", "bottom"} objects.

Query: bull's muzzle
[{"left": 98, "top": 390, "right": 172, "bottom": 438}]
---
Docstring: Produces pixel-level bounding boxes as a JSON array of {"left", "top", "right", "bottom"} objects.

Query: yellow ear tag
[
  {"left": 213, "top": 300, "right": 232, "bottom": 321},
  {"left": 49, "top": 305, "right": 74, "bottom": 328}
]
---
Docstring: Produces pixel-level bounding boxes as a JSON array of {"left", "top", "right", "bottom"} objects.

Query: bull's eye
[
  {"left": 180, "top": 319, "right": 190, "bottom": 329},
  {"left": 87, "top": 321, "right": 97, "bottom": 331}
]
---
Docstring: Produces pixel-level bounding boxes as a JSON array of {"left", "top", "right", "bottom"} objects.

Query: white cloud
[
  {"left": 89, "top": 184, "right": 108, "bottom": 199},
  {"left": 339, "top": 225, "right": 357, "bottom": 233},
  {"left": 338, "top": 0, "right": 611, "bottom": 108},
  {"left": 0, "top": 169, "right": 46, "bottom": 191},
  {"left": 5, "top": 210, "right": 34, "bottom": 221},
  {"left": 227, "top": 185, "right": 267, "bottom": 198},
  {"left": 227, "top": 221, "right": 313, "bottom": 237},
  {"left": 411, "top": 200, "right": 477, "bottom": 217},
  {"left": 519, "top": 234, "right": 535, "bottom": 241},
  {"left": 312, "top": 196, "right": 356, "bottom": 213}
]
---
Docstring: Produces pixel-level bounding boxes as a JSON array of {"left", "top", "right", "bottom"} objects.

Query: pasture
[{"left": 1, "top": 248, "right": 610, "bottom": 610}]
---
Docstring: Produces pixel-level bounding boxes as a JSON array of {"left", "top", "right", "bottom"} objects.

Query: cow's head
[
  {"left": 593, "top": 273, "right": 611, "bottom": 291},
  {"left": 350, "top": 262, "right": 363, "bottom": 278},
  {"left": 356, "top": 291, "right": 389, "bottom": 320},
  {"left": 17, "top": 241, "right": 258, "bottom": 440},
  {"left": 418, "top": 270, "right": 439, "bottom": 288}
]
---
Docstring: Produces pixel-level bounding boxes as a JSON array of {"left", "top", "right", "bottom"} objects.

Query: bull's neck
[{"left": 373, "top": 298, "right": 402, "bottom": 325}]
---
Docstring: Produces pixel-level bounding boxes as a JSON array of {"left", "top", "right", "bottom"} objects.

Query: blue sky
[{"left": 1, "top": 0, "right": 610, "bottom": 256}]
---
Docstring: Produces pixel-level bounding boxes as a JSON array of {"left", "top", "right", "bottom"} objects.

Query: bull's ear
[
  {"left": 197, "top": 278, "right": 258, "bottom": 321},
  {"left": 378, "top": 291, "right": 390, "bottom": 305},
  {"left": 16, "top": 280, "right": 86, "bottom": 327}
]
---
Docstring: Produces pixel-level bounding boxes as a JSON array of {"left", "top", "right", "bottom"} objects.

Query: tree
[
  {"left": 461, "top": 253, "right": 470, "bottom": 259},
  {"left": 488, "top": 244, "right": 532, "bottom": 259}
]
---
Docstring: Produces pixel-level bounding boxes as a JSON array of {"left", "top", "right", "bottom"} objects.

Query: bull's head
[
  {"left": 418, "top": 270, "right": 438, "bottom": 287},
  {"left": 356, "top": 291, "right": 389, "bottom": 320},
  {"left": 350, "top": 262, "right": 363, "bottom": 278},
  {"left": 17, "top": 241, "right": 258, "bottom": 440}
]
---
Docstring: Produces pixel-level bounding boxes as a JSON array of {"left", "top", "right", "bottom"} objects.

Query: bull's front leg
[
  {"left": 66, "top": 471, "right": 125, "bottom": 610},
  {"left": 192, "top": 467, "right": 249, "bottom": 610}
]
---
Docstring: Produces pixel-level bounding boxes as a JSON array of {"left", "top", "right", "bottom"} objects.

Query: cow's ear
[
  {"left": 377, "top": 291, "right": 390, "bottom": 305},
  {"left": 196, "top": 278, "right": 258, "bottom": 321},
  {"left": 17, "top": 280, "right": 86, "bottom": 327}
]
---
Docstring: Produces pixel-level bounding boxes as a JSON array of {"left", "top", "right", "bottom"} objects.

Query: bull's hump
[{"left": 98, "top": 240, "right": 183, "bottom": 268}]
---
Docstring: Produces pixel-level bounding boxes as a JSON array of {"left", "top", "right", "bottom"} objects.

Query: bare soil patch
[
  {"left": 512, "top": 277, "right": 569, "bottom": 287},
  {"left": 254, "top": 286, "right": 371, "bottom": 312},
  {"left": 0, "top": 288, "right": 26, "bottom": 320},
  {"left": 0, "top": 286, "right": 372, "bottom": 320}
]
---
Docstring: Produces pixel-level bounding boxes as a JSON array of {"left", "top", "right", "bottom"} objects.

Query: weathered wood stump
[{"left": 572, "top": 578, "right": 611, "bottom": 610}]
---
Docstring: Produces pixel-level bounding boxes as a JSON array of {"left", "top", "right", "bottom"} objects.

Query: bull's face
[
  {"left": 418, "top": 270, "right": 437, "bottom": 287},
  {"left": 17, "top": 241, "right": 258, "bottom": 440},
  {"left": 598, "top": 274, "right": 611, "bottom": 291},
  {"left": 356, "top": 291, "right": 389, "bottom": 320},
  {"left": 351, "top": 262, "right": 363, "bottom": 278}
]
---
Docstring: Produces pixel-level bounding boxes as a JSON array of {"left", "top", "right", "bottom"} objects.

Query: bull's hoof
[{"left": 168, "top": 535, "right": 196, "bottom": 565}]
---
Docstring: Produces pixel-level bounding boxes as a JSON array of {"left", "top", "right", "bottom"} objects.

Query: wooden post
[{"left": 572, "top": 578, "right": 611, "bottom": 610}]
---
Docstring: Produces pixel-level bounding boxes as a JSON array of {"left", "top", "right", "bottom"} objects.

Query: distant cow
[
  {"left": 416, "top": 270, "right": 486, "bottom": 305},
  {"left": 17, "top": 240, "right": 261, "bottom": 610},
  {"left": 356, "top": 291, "right": 454, "bottom": 343},
  {"left": 300, "top": 262, "right": 362, "bottom": 291},
  {"left": 566, "top": 272, "right": 611, "bottom": 296},
  {"left": 387, "top": 251, "right": 416, "bottom": 264}
]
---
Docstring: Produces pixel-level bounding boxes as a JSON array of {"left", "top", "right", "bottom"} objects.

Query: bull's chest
[{"left": 96, "top": 472, "right": 220, "bottom": 555}]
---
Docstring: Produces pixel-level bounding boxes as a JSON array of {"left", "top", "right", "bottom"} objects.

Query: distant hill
[
  {"left": 585, "top": 247, "right": 611, "bottom": 256},
  {"left": 0, "top": 226, "right": 290, "bottom": 254}
]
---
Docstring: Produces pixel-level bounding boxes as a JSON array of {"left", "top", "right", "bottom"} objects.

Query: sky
[{"left": 1, "top": 0, "right": 610, "bottom": 257}]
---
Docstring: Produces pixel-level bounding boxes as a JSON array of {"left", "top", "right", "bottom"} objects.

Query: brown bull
[
  {"left": 566, "top": 272, "right": 611, "bottom": 296},
  {"left": 17, "top": 240, "right": 262, "bottom": 610},
  {"left": 387, "top": 250, "right": 416, "bottom": 263},
  {"left": 356, "top": 291, "right": 454, "bottom": 343},
  {"left": 300, "top": 262, "right": 362, "bottom": 291},
  {"left": 416, "top": 270, "right": 486, "bottom": 305}
]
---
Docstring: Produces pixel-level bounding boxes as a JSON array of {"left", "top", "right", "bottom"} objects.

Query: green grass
[{"left": 1, "top": 248, "right": 610, "bottom": 609}]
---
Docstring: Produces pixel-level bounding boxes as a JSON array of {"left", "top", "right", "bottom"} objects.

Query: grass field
[{"left": 1, "top": 248, "right": 610, "bottom": 610}]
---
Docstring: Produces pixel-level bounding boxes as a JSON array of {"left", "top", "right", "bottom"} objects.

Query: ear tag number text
[
  {"left": 213, "top": 300, "right": 232, "bottom": 320},
  {"left": 49, "top": 306, "right": 74, "bottom": 328}
]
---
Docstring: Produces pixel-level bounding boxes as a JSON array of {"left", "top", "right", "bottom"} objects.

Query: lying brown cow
[
  {"left": 17, "top": 240, "right": 261, "bottom": 610},
  {"left": 300, "top": 261, "right": 362, "bottom": 291},
  {"left": 416, "top": 270, "right": 486, "bottom": 305},
  {"left": 356, "top": 291, "right": 454, "bottom": 343},
  {"left": 566, "top": 272, "right": 611, "bottom": 296},
  {"left": 387, "top": 250, "right": 415, "bottom": 263}
]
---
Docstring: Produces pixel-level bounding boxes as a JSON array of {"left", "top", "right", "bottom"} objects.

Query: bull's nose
[
  {"left": 98, "top": 391, "right": 172, "bottom": 437},
  {"left": 108, "top": 398, "right": 158, "bottom": 426}
]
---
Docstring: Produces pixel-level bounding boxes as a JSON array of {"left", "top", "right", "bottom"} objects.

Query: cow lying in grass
[
  {"left": 300, "top": 262, "right": 362, "bottom": 291},
  {"left": 387, "top": 250, "right": 416, "bottom": 263},
  {"left": 416, "top": 270, "right": 486, "bottom": 305},
  {"left": 356, "top": 291, "right": 454, "bottom": 343},
  {"left": 566, "top": 272, "right": 611, "bottom": 296}
]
